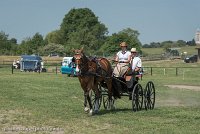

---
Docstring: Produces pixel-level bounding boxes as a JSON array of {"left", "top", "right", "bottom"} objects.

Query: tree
[
  {"left": 186, "top": 39, "right": 196, "bottom": 46},
  {"left": 40, "top": 43, "right": 65, "bottom": 56},
  {"left": 45, "top": 30, "right": 63, "bottom": 44},
  {"left": 31, "top": 33, "right": 46, "bottom": 54},
  {"left": 19, "top": 33, "right": 46, "bottom": 55},
  {"left": 0, "top": 31, "right": 10, "bottom": 55},
  {"left": 161, "top": 41, "right": 174, "bottom": 52},
  {"left": 0, "top": 31, "right": 18, "bottom": 55},
  {"left": 142, "top": 44, "right": 151, "bottom": 48},
  {"left": 148, "top": 42, "right": 161, "bottom": 48},
  {"left": 100, "top": 28, "right": 142, "bottom": 56},
  {"left": 10, "top": 38, "right": 17, "bottom": 44},
  {"left": 60, "top": 8, "right": 108, "bottom": 54},
  {"left": 18, "top": 38, "right": 33, "bottom": 55},
  {"left": 119, "top": 28, "right": 142, "bottom": 49},
  {"left": 176, "top": 40, "right": 187, "bottom": 47}
]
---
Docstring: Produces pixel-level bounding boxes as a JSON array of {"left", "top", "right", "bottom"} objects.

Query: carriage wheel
[
  {"left": 103, "top": 95, "right": 115, "bottom": 110},
  {"left": 132, "top": 83, "right": 143, "bottom": 112},
  {"left": 144, "top": 81, "right": 155, "bottom": 110},
  {"left": 98, "top": 83, "right": 115, "bottom": 110},
  {"left": 90, "top": 89, "right": 102, "bottom": 111},
  {"left": 103, "top": 95, "right": 108, "bottom": 109},
  {"left": 97, "top": 84, "right": 103, "bottom": 109}
]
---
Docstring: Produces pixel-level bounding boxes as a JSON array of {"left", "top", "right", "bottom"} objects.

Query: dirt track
[{"left": 165, "top": 85, "right": 200, "bottom": 91}]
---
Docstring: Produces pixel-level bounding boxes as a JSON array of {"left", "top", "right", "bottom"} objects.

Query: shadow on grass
[{"left": 97, "top": 108, "right": 134, "bottom": 116}]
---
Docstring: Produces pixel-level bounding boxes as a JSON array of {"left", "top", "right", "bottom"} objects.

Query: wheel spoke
[
  {"left": 132, "top": 83, "right": 143, "bottom": 111},
  {"left": 144, "top": 81, "right": 155, "bottom": 110}
]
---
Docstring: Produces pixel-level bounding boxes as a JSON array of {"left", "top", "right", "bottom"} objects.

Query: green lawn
[{"left": 0, "top": 61, "right": 200, "bottom": 134}]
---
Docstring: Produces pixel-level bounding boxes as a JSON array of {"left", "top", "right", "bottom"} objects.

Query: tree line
[
  {"left": 0, "top": 8, "right": 195, "bottom": 57},
  {"left": 143, "top": 40, "right": 196, "bottom": 49}
]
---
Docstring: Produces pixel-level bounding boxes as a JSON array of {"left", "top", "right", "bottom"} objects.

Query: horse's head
[
  {"left": 72, "top": 47, "right": 86, "bottom": 73},
  {"left": 73, "top": 48, "right": 84, "bottom": 64}
]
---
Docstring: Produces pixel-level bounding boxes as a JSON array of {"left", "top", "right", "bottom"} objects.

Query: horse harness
[{"left": 79, "top": 56, "right": 110, "bottom": 78}]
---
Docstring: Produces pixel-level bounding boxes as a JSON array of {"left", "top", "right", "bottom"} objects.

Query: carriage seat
[
  {"left": 125, "top": 67, "right": 142, "bottom": 81},
  {"left": 125, "top": 68, "right": 142, "bottom": 89}
]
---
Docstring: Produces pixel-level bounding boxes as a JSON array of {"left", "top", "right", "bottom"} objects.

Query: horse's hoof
[
  {"left": 84, "top": 107, "right": 89, "bottom": 113},
  {"left": 88, "top": 109, "right": 93, "bottom": 116}
]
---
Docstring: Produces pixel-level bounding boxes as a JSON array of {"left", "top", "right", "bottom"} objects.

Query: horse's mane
[{"left": 82, "top": 52, "right": 89, "bottom": 63}]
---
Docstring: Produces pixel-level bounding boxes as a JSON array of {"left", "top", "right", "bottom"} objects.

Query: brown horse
[{"left": 73, "top": 48, "right": 114, "bottom": 115}]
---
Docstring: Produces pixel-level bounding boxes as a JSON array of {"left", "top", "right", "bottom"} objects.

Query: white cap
[{"left": 131, "top": 48, "right": 137, "bottom": 52}]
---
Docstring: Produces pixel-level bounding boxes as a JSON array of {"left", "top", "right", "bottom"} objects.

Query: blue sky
[{"left": 0, "top": 0, "right": 200, "bottom": 44}]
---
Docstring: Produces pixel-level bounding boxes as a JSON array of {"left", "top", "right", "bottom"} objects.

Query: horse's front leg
[
  {"left": 84, "top": 92, "right": 90, "bottom": 113},
  {"left": 86, "top": 90, "right": 93, "bottom": 115}
]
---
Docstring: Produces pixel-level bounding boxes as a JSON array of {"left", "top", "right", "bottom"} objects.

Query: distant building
[
  {"left": 195, "top": 29, "right": 200, "bottom": 60},
  {"left": 195, "top": 29, "right": 200, "bottom": 45}
]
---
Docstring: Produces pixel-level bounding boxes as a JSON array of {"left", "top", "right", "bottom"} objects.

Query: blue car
[{"left": 60, "top": 57, "right": 77, "bottom": 77}]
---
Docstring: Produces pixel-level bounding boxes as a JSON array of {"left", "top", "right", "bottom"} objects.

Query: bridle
[{"left": 74, "top": 51, "right": 89, "bottom": 74}]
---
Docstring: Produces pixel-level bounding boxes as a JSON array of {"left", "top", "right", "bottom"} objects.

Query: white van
[{"left": 62, "top": 57, "right": 73, "bottom": 66}]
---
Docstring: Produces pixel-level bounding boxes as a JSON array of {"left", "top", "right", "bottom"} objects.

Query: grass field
[{"left": 0, "top": 60, "right": 200, "bottom": 134}]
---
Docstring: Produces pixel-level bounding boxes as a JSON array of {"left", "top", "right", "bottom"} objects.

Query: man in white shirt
[
  {"left": 113, "top": 42, "right": 131, "bottom": 77},
  {"left": 130, "top": 48, "right": 142, "bottom": 73}
]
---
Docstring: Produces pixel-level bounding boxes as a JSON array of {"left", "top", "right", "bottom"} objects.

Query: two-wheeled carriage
[{"left": 90, "top": 71, "right": 155, "bottom": 112}]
